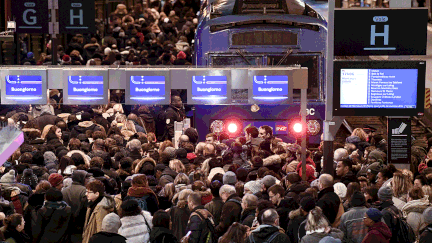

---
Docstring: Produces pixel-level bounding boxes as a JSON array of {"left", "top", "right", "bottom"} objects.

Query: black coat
[
  {"left": 215, "top": 194, "right": 242, "bottom": 237},
  {"left": 149, "top": 227, "right": 178, "bottom": 243},
  {"left": 89, "top": 232, "right": 127, "bottom": 243},
  {"left": 241, "top": 207, "right": 256, "bottom": 227},
  {"left": 420, "top": 225, "right": 432, "bottom": 243},
  {"left": 23, "top": 193, "right": 45, "bottom": 241},
  {"left": 185, "top": 206, "right": 213, "bottom": 243},
  {"left": 32, "top": 201, "right": 72, "bottom": 243},
  {"left": 162, "top": 105, "right": 185, "bottom": 141},
  {"left": 339, "top": 171, "right": 358, "bottom": 186},
  {"left": 287, "top": 209, "right": 307, "bottom": 243},
  {"left": 245, "top": 225, "right": 291, "bottom": 243},
  {"left": 34, "top": 113, "right": 62, "bottom": 131},
  {"left": 316, "top": 187, "right": 341, "bottom": 225},
  {"left": 170, "top": 205, "right": 190, "bottom": 241}
]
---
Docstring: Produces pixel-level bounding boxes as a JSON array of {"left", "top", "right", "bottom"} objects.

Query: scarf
[
  {"left": 44, "top": 200, "right": 68, "bottom": 210},
  {"left": 128, "top": 186, "right": 159, "bottom": 205},
  {"left": 88, "top": 195, "right": 104, "bottom": 217}
]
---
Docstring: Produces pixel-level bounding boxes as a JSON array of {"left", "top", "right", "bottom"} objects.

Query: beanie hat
[
  {"left": 298, "top": 164, "right": 316, "bottom": 183},
  {"left": 244, "top": 180, "right": 262, "bottom": 194},
  {"left": 62, "top": 55, "right": 71, "bottom": 64},
  {"left": 333, "top": 182, "right": 347, "bottom": 198},
  {"left": 319, "top": 236, "right": 342, "bottom": 243},
  {"left": 423, "top": 207, "right": 432, "bottom": 225},
  {"left": 187, "top": 153, "right": 197, "bottom": 161},
  {"left": 102, "top": 213, "right": 122, "bottom": 233},
  {"left": 0, "top": 170, "right": 16, "bottom": 183},
  {"left": 350, "top": 191, "right": 366, "bottom": 207},
  {"left": 104, "top": 47, "right": 112, "bottom": 56},
  {"left": 368, "top": 150, "right": 384, "bottom": 162},
  {"left": 164, "top": 147, "right": 176, "bottom": 160},
  {"left": 48, "top": 173, "right": 64, "bottom": 188},
  {"left": 300, "top": 196, "right": 316, "bottom": 212},
  {"left": 176, "top": 148, "right": 187, "bottom": 159},
  {"left": 378, "top": 186, "right": 393, "bottom": 201},
  {"left": 223, "top": 171, "right": 237, "bottom": 185},
  {"left": 236, "top": 167, "right": 248, "bottom": 182},
  {"left": 366, "top": 208, "right": 383, "bottom": 222},
  {"left": 208, "top": 167, "right": 225, "bottom": 182},
  {"left": 27, "top": 52, "right": 34, "bottom": 59},
  {"left": 367, "top": 162, "right": 383, "bottom": 175},
  {"left": 20, "top": 169, "right": 38, "bottom": 189},
  {"left": 44, "top": 151, "right": 57, "bottom": 165},
  {"left": 177, "top": 51, "right": 186, "bottom": 60},
  {"left": 45, "top": 188, "right": 63, "bottom": 202},
  {"left": 81, "top": 112, "right": 92, "bottom": 122},
  {"left": 262, "top": 175, "right": 277, "bottom": 189}
]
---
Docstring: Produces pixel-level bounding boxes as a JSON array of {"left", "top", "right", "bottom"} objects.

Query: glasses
[{"left": 86, "top": 190, "right": 95, "bottom": 194}]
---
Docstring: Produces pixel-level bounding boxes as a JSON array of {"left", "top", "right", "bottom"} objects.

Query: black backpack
[
  {"left": 383, "top": 206, "right": 416, "bottom": 243},
  {"left": 194, "top": 210, "right": 217, "bottom": 243}
]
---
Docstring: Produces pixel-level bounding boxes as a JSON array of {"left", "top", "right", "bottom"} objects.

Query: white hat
[{"left": 334, "top": 182, "right": 347, "bottom": 198}]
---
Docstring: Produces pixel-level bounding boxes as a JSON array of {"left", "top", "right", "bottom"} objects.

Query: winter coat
[
  {"left": 161, "top": 105, "right": 185, "bottom": 141},
  {"left": 317, "top": 187, "right": 341, "bottom": 225},
  {"left": 204, "top": 197, "right": 223, "bottom": 226},
  {"left": 62, "top": 181, "right": 87, "bottom": 234},
  {"left": 34, "top": 113, "right": 62, "bottom": 131},
  {"left": 23, "top": 193, "right": 45, "bottom": 241},
  {"left": 32, "top": 201, "right": 72, "bottom": 243},
  {"left": 1, "top": 227, "right": 31, "bottom": 243},
  {"left": 215, "top": 194, "right": 242, "bottom": 237},
  {"left": 300, "top": 228, "right": 344, "bottom": 243},
  {"left": 134, "top": 158, "right": 157, "bottom": 174},
  {"left": 241, "top": 207, "right": 257, "bottom": 227},
  {"left": 158, "top": 167, "right": 178, "bottom": 187},
  {"left": 82, "top": 196, "right": 116, "bottom": 243},
  {"left": 286, "top": 181, "right": 309, "bottom": 195},
  {"left": 339, "top": 206, "right": 368, "bottom": 243},
  {"left": 185, "top": 206, "right": 214, "bottom": 243},
  {"left": 118, "top": 211, "right": 153, "bottom": 243},
  {"left": 361, "top": 222, "right": 392, "bottom": 243},
  {"left": 263, "top": 155, "right": 282, "bottom": 173},
  {"left": 89, "top": 232, "right": 127, "bottom": 243},
  {"left": 277, "top": 197, "right": 298, "bottom": 230},
  {"left": 339, "top": 171, "right": 358, "bottom": 186},
  {"left": 149, "top": 227, "right": 178, "bottom": 243},
  {"left": 419, "top": 225, "right": 432, "bottom": 243},
  {"left": 71, "top": 121, "right": 98, "bottom": 138},
  {"left": 66, "top": 150, "right": 91, "bottom": 167},
  {"left": 169, "top": 204, "right": 190, "bottom": 241},
  {"left": 245, "top": 225, "right": 291, "bottom": 243},
  {"left": 401, "top": 196, "right": 430, "bottom": 237},
  {"left": 125, "top": 186, "right": 159, "bottom": 215},
  {"left": 377, "top": 200, "right": 402, "bottom": 243},
  {"left": 287, "top": 208, "right": 307, "bottom": 243}
]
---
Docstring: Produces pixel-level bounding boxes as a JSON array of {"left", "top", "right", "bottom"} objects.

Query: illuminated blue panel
[
  {"left": 68, "top": 76, "right": 104, "bottom": 96},
  {"left": 192, "top": 76, "right": 227, "bottom": 96},
  {"left": 6, "top": 75, "right": 42, "bottom": 97},
  {"left": 130, "top": 76, "right": 165, "bottom": 98},
  {"left": 253, "top": 75, "right": 288, "bottom": 96}
]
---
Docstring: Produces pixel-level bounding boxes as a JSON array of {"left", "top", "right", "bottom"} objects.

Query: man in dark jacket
[
  {"left": 185, "top": 192, "right": 216, "bottom": 243},
  {"left": 89, "top": 212, "right": 126, "bottom": 243},
  {"left": 204, "top": 180, "right": 224, "bottom": 226},
  {"left": 70, "top": 112, "right": 98, "bottom": 138},
  {"left": 287, "top": 196, "right": 315, "bottom": 243},
  {"left": 33, "top": 188, "right": 72, "bottom": 243},
  {"left": 161, "top": 95, "right": 185, "bottom": 142},
  {"left": 241, "top": 194, "right": 258, "bottom": 227},
  {"left": 317, "top": 174, "right": 341, "bottom": 225},
  {"left": 420, "top": 207, "right": 432, "bottom": 243},
  {"left": 336, "top": 158, "right": 358, "bottom": 186},
  {"left": 246, "top": 208, "right": 291, "bottom": 243},
  {"left": 34, "top": 111, "right": 63, "bottom": 131},
  {"left": 62, "top": 170, "right": 89, "bottom": 243},
  {"left": 377, "top": 186, "right": 403, "bottom": 243},
  {"left": 215, "top": 185, "right": 242, "bottom": 237}
]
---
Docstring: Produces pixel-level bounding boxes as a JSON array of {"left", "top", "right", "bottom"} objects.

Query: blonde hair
[
  {"left": 164, "top": 183, "right": 176, "bottom": 201},
  {"left": 174, "top": 189, "right": 193, "bottom": 208},
  {"left": 41, "top": 125, "right": 54, "bottom": 140},
  {"left": 422, "top": 185, "right": 432, "bottom": 203},
  {"left": 351, "top": 128, "right": 368, "bottom": 142},
  {"left": 174, "top": 173, "right": 190, "bottom": 186},
  {"left": 392, "top": 172, "right": 412, "bottom": 199},
  {"left": 169, "top": 159, "right": 186, "bottom": 173},
  {"left": 305, "top": 207, "right": 329, "bottom": 232}
]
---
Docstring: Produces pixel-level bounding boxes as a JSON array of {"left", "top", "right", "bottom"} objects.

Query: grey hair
[
  {"left": 334, "top": 148, "right": 349, "bottom": 162},
  {"left": 319, "top": 174, "right": 334, "bottom": 188},
  {"left": 242, "top": 194, "right": 258, "bottom": 208},
  {"left": 219, "top": 185, "right": 236, "bottom": 197},
  {"left": 262, "top": 208, "right": 279, "bottom": 225},
  {"left": 127, "top": 139, "right": 141, "bottom": 151}
]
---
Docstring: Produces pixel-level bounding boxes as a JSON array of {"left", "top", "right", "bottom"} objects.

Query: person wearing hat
[
  {"left": 48, "top": 173, "right": 64, "bottom": 190},
  {"left": 62, "top": 170, "right": 90, "bottom": 243},
  {"left": 362, "top": 208, "right": 392, "bottom": 243},
  {"left": 365, "top": 162, "right": 383, "bottom": 185},
  {"left": 89, "top": 213, "right": 126, "bottom": 243},
  {"left": 287, "top": 196, "right": 316, "bottom": 243},
  {"left": 339, "top": 192, "right": 368, "bottom": 243},
  {"left": 244, "top": 180, "right": 263, "bottom": 196},
  {"left": 377, "top": 186, "right": 403, "bottom": 242},
  {"left": 223, "top": 171, "right": 237, "bottom": 186}
]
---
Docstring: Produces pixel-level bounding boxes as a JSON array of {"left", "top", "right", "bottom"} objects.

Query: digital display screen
[
  {"left": 5, "top": 75, "right": 42, "bottom": 96},
  {"left": 340, "top": 69, "right": 418, "bottom": 108},
  {"left": 253, "top": 75, "right": 289, "bottom": 96},
  {"left": 130, "top": 76, "right": 165, "bottom": 97},
  {"left": 68, "top": 76, "right": 104, "bottom": 96},
  {"left": 192, "top": 76, "right": 227, "bottom": 96}
]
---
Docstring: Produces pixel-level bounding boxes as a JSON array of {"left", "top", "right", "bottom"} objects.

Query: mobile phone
[{"left": 185, "top": 231, "right": 192, "bottom": 238}]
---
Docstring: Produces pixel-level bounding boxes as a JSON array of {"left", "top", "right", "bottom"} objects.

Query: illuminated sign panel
[
  {"left": 192, "top": 76, "right": 227, "bottom": 97},
  {"left": 6, "top": 75, "right": 42, "bottom": 97},
  {"left": 1, "top": 70, "right": 47, "bottom": 104},
  {"left": 253, "top": 75, "right": 288, "bottom": 97},
  {"left": 130, "top": 76, "right": 166, "bottom": 99},
  {"left": 68, "top": 75, "right": 104, "bottom": 97}
]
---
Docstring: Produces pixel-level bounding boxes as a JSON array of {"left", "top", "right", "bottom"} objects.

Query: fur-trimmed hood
[
  {"left": 289, "top": 208, "right": 303, "bottom": 220},
  {"left": 263, "top": 155, "right": 281, "bottom": 167},
  {"left": 78, "top": 121, "right": 94, "bottom": 128},
  {"left": 402, "top": 196, "right": 430, "bottom": 217},
  {"left": 66, "top": 150, "right": 91, "bottom": 167},
  {"left": 134, "top": 157, "right": 157, "bottom": 174}
]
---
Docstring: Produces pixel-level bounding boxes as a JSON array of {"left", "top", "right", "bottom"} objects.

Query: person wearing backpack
[
  {"left": 246, "top": 208, "right": 291, "bottom": 243},
  {"left": 215, "top": 185, "right": 242, "bottom": 237},
  {"left": 124, "top": 175, "right": 159, "bottom": 215},
  {"left": 361, "top": 208, "right": 392, "bottom": 243},
  {"left": 184, "top": 192, "right": 216, "bottom": 243},
  {"left": 377, "top": 186, "right": 415, "bottom": 243}
]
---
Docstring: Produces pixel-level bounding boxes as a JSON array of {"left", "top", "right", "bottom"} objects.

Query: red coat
[{"left": 362, "top": 222, "right": 392, "bottom": 243}]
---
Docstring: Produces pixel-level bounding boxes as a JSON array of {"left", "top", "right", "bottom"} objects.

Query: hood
[
  {"left": 139, "top": 114, "right": 154, "bottom": 123},
  {"left": 263, "top": 155, "right": 281, "bottom": 167},
  {"left": 66, "top": 150, "right": 90, "bottom": 167},
  {"left": 78, "top": 121, "right": 94, "bottom": 128},
  {"left": 402, "top": 196, "right": 430, "bottom": 216},
  {"left": 44, "top": 200, "right": 69, "bottom": 210},
  {"left": 162, "top": 167, "right": 178, "bottom": 178},
  {"left": 28, "top": 193, "right": 46, "bottom": 207},
  {"left": 97, "top": 195, "right": 116, "bottom": 210},
  {"left": 369, "top": 222, "right": 392, "bottom": 240},
  {"left": 135, "top": 157, "right": 157, "bottom": 174},
  {"left": 71, "top": 170, "right": 88, "bottom": 185},
  {"left": 31, "top": 166, "right": 47, "bottom": 178},
  {"left": 289, "top": 208, "right": 304, "bottom": 220},
  {"left": 287, "top": 181, "right": 309, "bottom": 195},
  {"left": 149, "top": 227, "right": 174, "bottom": 242},
  {"left": 251, "top": 225, "right": 282, "bottom": 239}
]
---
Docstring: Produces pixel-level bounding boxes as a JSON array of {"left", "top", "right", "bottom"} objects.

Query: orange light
[
  {"left": 228, "top": 123, "right": 238, "bottom": 133},
  {"left": 293, "top": 123, "right": 303, "bottom": 133}
]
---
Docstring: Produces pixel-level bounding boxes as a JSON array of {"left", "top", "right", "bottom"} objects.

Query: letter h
[
  {"left": 70, "top": 9, "right": 84, "bottom": 25},
  {"left": 370, "top": 25, "right": 389, "bottom": 46}
]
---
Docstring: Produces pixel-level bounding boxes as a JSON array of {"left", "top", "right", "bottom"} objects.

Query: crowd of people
[
  {"left": 0, "top": 93, "right": 430, "bottom": 243},
  {"left": 20, "top": 0, "right": 198, "bottom": 66}
]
